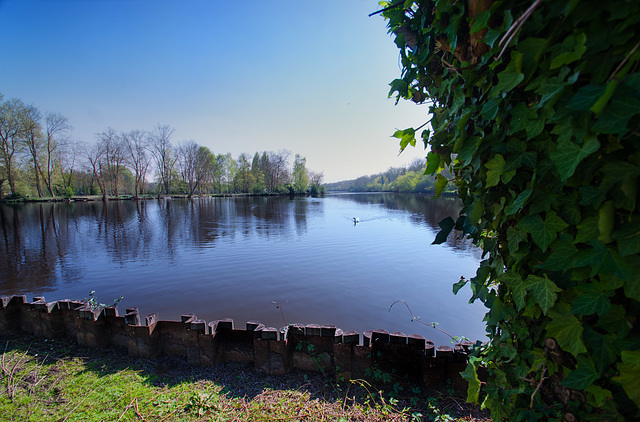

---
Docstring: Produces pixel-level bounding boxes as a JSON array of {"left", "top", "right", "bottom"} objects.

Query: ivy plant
[{"left": 378, "top": 0, "right": 640, "bottom": 420}]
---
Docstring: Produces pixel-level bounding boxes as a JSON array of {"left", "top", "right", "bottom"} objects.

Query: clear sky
[{"left": 0, "top": 0, "right": 430, "bottom": 183}]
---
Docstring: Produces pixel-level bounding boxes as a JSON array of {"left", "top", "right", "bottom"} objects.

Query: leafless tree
[
  {"left": 177, "top": 141, "right": 215, "bottom": 197},
  {"left": 98, "top": 128, "right": 126, "bottom": 197},
  {"left": 259, "top": 150, "right": 290, "bottom": 191},
  {"left": 309, "top": 170, "right": 324, "bottom": 187},
  {"left": 122, "top": 129, "right": 150, "bottom": 199},
  {"left": 20, "top": 105, "right": 45, "bottom": 197},
  {"left": 0, "top": 97, "right": 26, "bottom": 194},
  {"left": 148, "top": 124, "right": 176, "bottom": 198},
  {"left": 85, "top": 140, "right": 108, "bottom": 201},
  {"left": 58, "top": 139, "right": 81, "bottom": 191},
  {"left": 42, "top": 112, "right": 71, "bottom": 197}
]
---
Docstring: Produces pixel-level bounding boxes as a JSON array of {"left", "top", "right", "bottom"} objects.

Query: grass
[{"left": 0, "top": 334, "right": 490, "bottom": 421}]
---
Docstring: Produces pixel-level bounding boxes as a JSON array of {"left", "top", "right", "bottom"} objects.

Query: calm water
[{"left": 0, "top": 193, "right": 487, "bottom": 346}]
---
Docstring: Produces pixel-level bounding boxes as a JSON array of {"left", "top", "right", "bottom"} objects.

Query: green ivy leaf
[
  {"left": 453, "top": 277, "right": 468, "bottom": 295},
  {"left": 594, "top": 88, "right": 640, "bottom": 134},
  {"left": 583, "top": 326, "right": 619, "bottom": 373},
  {"left": 517, "top": 37, "right": 547, "bottom": 76},
  {"left": 550, "top": 32, "right": 587, "bottom": 69},
  {"left": 600, "top": 162, "right": 640, "bottom": 191},
  {"left": 568, "top": 84, "right": 607, "bottom": 111},
  {"left": 570, "top": 283, "right": 611, "bottom": 316},
  {"left": 536, "top": 237, "right": 578, "bottom": 271},
  {"left": 505, "top": 189, "right": 532, "bottom": 215},
  {"left": 496, "top": 71, "right": 524, "bottom": 95},
  {"left": 524, "top": 274, "right": 561, "bottom": 314},
  {"left": 509, "top": 102, "right": 530, "bottom": 134},
  {"left": 389, "top": 79, "right": 409, "bottom": 99},
  {"left": 393, "top": 128, "right": 416, "bottom": 152},
  {"left": 525, "top": 117, "right": 546, "bottom": 140},
  {"left": 468, "top": 198, "right": 484, "bottom": 225},
  {"left": 456, "top": 136, "right": 481, "bottom": 167},
  {"left": 549, "top": 136, "right": 600, "bottom": 181},
  {"left": 481, "top": 98, "right": 500, "bottom": 121},
  {"left": 517, "top": 211, "right": 568, "bottom": 252},
  {"left": 484, "top": 28, "right": 502, "bottom": 48},
  {"left": 507, "top": 226, "right": 527, "bottom": 255},
  {"left": 590, "top": 79, "right": 618, "bottom": 114},
  {"left": 560, "top": 356, "right": 599, "bottom": 390},
  {"left": 434, "top": 173, "right": 448, "bottom": 197},
  {"left": 425, "top": 150, "right": 441, "bottom": 175},
  {"left": 579, "top": 186, "right": 605, "bottom": 207},
  {"left": 587, "top": 384, "right": 613, "bottom": 408},
  {"left": 501, "top": 271, "right": 526, "bottom": 310},
  {"left": 461, "top": 360, "right": 481, "bottom": 404},
  {"left": 595, "top": 305, "right": 631, "bottom": 337},
  {"left": 433, "top": 216, "right": 455, "bottom": 245},
  {"left": 575, "top": 216, "right": 599, "bottom": 243},
  {"left": 547, "top": 306, "right": 587, "bottom": 357},
  {"left": 535, "top": 76, "right": 569, "bottom": 106},
  {"left": 485, "top": 154, "right": 505, "bottom": 188},
  {"left": 470, "top": 9, "right": 491, "bottom": 33},
  {"left": 612, "top": 350, "right": 640, "bottom": 408},
  {"left": 613, "top": 221, "right": 640, "bottom": 257},
  {"left": 574, "top": 240, "right": 632, "bottom": 280}
]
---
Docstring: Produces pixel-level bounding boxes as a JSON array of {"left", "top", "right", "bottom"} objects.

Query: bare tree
[
  {"left": 176, "top": 141, "right": 215, "bottom": 197},
  {"left": 85, "top": 140, "right": 108, "bottom": 201},
  {"left": 0, "top": 98, "right": 26, "bottom": 194},
  {"left": 42, "top": 112, "right": 71, "bottom": 197},
  {"left": 122, "top": 129, "right": 150, "bottom": 199},
  {"left": 58, "top": 139, "right": 81, "bottom": 192},
  {"left": 260, "top": 150, "right": 290, "bottom": 191},
  {"left": 309, "top": 170, "right": 324, "bottom": 187},
  {"left": 98, "top": 128, "right": 126, "bottom": 197},
  {"left": 148, "top": 124, "right": 176, "bottom": 198},
  {"left": 20, "top": 105, "right": 45, "bottom": 197}
]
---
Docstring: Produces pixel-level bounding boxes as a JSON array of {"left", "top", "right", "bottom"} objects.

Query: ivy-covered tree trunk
[{"left": 379, "top": 0, "right": 640, "bottom": 420}]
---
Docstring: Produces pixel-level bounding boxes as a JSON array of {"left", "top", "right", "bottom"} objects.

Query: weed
[
  {"left": 84, "top": 290, "right": 123, "bottom": 311},
  {"left": 389, "top": 300, "right": 469, "bottom": 345}
]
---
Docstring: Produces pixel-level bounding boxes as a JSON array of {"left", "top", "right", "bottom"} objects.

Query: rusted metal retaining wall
[{"left": 0, "top": 295, "right": 476, "bottom": 392}]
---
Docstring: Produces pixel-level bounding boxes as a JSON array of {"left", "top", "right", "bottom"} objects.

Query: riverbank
[
  {"left": 0, "top": 333, "right": 489, "bottom": 421},
  {"left": 0, "top": 192, "right": 307, "bottom": 204}
]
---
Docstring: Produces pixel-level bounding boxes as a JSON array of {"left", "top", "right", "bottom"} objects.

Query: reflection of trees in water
[
  {"left": 231, "top": 196, "right": 309, "bottom": 239},
  {"left": 1, "top": 195, "right": 473, "bottom": 295},
  {"left": 0, "top": 203, "right": 82, "bottom": 293},
  {"left": 333, "top": 193, "right": 479, "bottom": 254}
]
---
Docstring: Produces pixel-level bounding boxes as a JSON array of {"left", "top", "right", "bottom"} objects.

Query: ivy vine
[{"left": 379, "top": 0, "right": 640, "bottom": 420}]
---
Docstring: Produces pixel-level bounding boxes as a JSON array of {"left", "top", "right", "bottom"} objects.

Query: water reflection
[
  {"left": 331, "top": 193, "right": 476, "bottom": 253},
  {"left": 0, "top": 194, "right": 486, "bottom": 344},
  {"left": 0, "top": 195, "right": 478, "bottom": 294}
]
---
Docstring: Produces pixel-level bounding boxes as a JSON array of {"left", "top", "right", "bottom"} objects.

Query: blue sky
[{"left": 0, "top": 0, "right": 429, "bottom": 182}]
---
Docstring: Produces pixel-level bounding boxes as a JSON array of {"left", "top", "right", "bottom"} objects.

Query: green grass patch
[{"left": 0, "top": 334, "right": 489, "bottom": 421}]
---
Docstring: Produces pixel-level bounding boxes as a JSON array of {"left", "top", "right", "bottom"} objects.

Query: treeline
[
  {"left": 0, "top": 94, "right": 324, "bottom": 200},
  {"left": 325, "top": 159, "right": 456, "bottom": 194}
]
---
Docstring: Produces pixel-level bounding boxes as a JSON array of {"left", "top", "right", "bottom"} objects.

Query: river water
[{"left": 0, "top": 193, "right": 487, "bottom": 346}]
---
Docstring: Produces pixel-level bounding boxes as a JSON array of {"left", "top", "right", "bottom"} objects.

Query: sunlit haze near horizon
[{"left": 0, "top": 0, "right": 431, "bottom": 183}]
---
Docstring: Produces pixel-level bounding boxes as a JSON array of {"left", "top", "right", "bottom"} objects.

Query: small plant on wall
[{"left": 84, "top": 291, "right": 124, "bottom": 311}]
